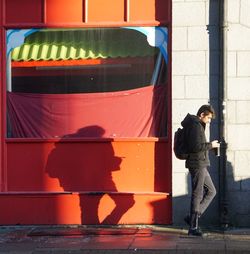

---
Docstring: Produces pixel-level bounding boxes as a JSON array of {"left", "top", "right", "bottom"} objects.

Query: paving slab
[{"left": 0, "top": 225, "right": 250, "bottom": 253}]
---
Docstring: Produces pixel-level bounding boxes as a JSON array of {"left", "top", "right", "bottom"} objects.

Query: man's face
[{"left": 199, "top": 112, "right": 213, "bottom": 124}]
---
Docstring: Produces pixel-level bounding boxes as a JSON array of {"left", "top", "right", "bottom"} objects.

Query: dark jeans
[{"left": 189, "top": 167, "right": 216, "bottom": 216}]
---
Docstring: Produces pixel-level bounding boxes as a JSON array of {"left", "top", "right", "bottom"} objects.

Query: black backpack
[{"left": 174, "top": 127, "right": 189, "bottom": 160}]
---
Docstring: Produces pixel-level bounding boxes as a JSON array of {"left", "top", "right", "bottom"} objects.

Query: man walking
[{"left": 181, "top": 105, "right": 220, "bottom": 236}]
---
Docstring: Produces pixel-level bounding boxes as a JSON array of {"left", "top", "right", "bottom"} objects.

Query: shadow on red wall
[{"left": 45, "top": 125, "right": 135, "bottom": 224}]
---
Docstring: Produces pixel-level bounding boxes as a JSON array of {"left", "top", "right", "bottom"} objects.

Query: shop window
[{"left": 6, "top": 27, "right": 168, "bottom": 138}]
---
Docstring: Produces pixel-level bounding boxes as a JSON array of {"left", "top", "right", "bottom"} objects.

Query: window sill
[{"left": 6, "top": 137, "right": 168, "bottom": 143}]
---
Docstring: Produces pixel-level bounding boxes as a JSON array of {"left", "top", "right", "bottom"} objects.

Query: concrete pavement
[{"left": 0, "top": 225, "right": 250, "bottom": 253}]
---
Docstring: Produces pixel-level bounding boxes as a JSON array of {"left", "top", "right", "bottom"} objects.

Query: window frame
[{"left": 6, "top": 26, "right": 169, "bottom": 141}]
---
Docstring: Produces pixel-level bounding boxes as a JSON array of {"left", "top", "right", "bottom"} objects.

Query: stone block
[
  {"left": 240, "top": 0, "right": 250, "bottom": 27},
  {"left": 173, "top": 196, "right": 191, "bottom": 225},
  {"left": 228, "top": 191, "right": 250, "bottom": 227},
  {"left": 226, "top": 151, "right": 235, "bottom": 176},
  {"left": 234, "top": 214, "right": 250, "bottom": 227},
  {"left": 227, "top": 101, "right": 236, "bottom": 124},
  {"left": 228, "top": 78, "right": 250, "bottom": 100},
  {"left": 172, "top": 102, "right": 189, "bottom": 124},
  {"left": 227, "top": 175, "right": 241, "bottom": 191},
  {"left": 188, "top": 26, "right": 209, "bottom": 50},
  {"left": 173, "top": 27, "right": 187, "bottom": 51},
  {"left": 235, "top": 151, "right": 250, "bottom": 177},
  {"left": 228, "top": 24, "right": 250, "bottom": 51},
  {"left": 185, "top": 75, "right": 209, "bottom": 99},
  {"left": 172, "top": 51, "right": 206, "bottom": 75},
  {"left": 236, "top": 101, "right": 250, "bottom": 124},
  {"left": 172, "top": 156, "right": 187, "bottom": 173},
  {"left": 226, "top": 150, "right": 236, "bottom": 182},
  {"left": 241, "top": 179, "right": 250, "bottom": 191},
  {"left": 173, "top": 2, "right": 206, "bottom": 27},
  {"left": 228, "top": 191, "right": 250, "bottom": 215},
  {"left": 228, "top": 125, "right": 250, "bottom": 150},
  {"left": 228, "top": 0, "right": 240, "bottom": 23},
  {"left": 172, "top": 99, "right": 208, "bottom": 123},
  {"left": 237, "top": 52, "right": 250, "bottom": 76},
  {"left": 172, "top": 75, "right": 185, "bottom": 99},
  {"left": 172, "top": 172, "right": 189, "bottom": 196},
  {"left": 227, "top": 52, "right": 237, "bottom": 77}
]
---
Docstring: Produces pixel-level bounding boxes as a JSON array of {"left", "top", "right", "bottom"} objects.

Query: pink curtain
[{"left": 7, "top": 85, "right": 167, "bottom": 138}]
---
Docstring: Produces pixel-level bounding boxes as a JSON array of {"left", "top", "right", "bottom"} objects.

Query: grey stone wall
[
  {"left": 226, "top": 0, "right": 250, "bottom": 227},
  {"left": 172, "top": 0, "right": 250, "bottom": 227},
  {"left": 172, "top": 0, "right": 218, "bottom": 226}
]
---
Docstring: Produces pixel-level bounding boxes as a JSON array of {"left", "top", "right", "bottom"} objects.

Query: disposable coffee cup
[{"left": 214, "top": 147, "right": 220, "bottom": 157}]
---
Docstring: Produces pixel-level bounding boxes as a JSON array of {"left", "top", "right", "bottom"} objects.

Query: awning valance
[{"left": 11, "top": 29, "right": 159, "bottom": 62}]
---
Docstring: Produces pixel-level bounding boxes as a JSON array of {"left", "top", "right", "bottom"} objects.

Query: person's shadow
[{"left": 45, "top": 125, "right": 135, "bottom": 224}]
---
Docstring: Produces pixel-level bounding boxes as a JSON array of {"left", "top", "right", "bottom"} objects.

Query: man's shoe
[
  {"left": 188, "top": 228, "right": 203, "bottom": 237},
  {"left": 184, "top": 215, "right": 190, "bottom": 226}
]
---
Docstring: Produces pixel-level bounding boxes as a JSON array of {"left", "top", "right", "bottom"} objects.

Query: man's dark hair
[{"left": 197, "top": 104, "right": 216, "bottom": 119}]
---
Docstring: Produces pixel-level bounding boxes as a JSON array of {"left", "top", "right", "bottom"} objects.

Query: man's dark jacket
[{"left": 181, "top": 114, "right": 212, "bottom": 169}]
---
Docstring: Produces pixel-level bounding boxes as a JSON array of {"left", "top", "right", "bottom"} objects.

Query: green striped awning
[{"left": 11, "top": 28, "right": 158, "bottom": 62}]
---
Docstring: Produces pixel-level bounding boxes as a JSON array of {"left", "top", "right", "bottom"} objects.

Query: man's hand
[{"left": 211, "top": 140, "right": 220, "bottom": 148}]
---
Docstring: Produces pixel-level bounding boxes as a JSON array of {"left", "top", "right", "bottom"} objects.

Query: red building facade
[{"left": 0, "top": 0, "right": 172, "bottom": 225}]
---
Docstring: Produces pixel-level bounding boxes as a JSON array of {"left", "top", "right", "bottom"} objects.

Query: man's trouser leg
[
  {"left": 188, "top": 168, "right": 212, "bottom": 236},
  {"left": 199, "top": 168, "right": 216, "bottom": 215},
  {"left": 189, "top": 167, "right": 216, "bottom": 216}
]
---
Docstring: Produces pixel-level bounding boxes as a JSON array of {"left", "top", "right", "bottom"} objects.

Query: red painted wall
[
  {"left": 4, "top": 0, "right": 171, "bottom": 26},
  {"left": 0, "top": 0, "right": 6, "bottom": 192},
  {"left": 0, "top": 0, "right": 172, "bottom": 225}
]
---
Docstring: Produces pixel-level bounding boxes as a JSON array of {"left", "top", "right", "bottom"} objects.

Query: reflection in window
[{"left": 7, "top": 28, "right": 168, "bottom": 138}]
